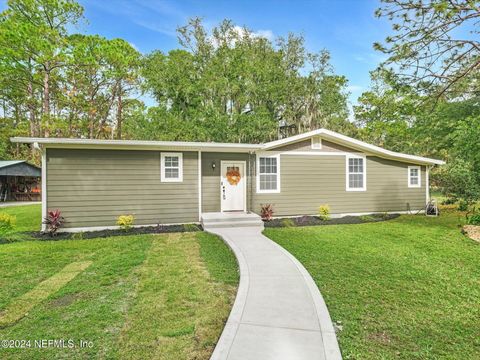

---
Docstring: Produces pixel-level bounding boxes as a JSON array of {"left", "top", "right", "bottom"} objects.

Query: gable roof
[
  {"left": 0, "top": 160, "right": 41, "bottom": 177},
  {"left": 10, "top": 128, "right": 445, "bottom": 166},
  {"left": 263, "top": 129, "right": 445, "bottom": 165},
  {"left": 0, "top": 160, "right": 25, "bottom": 169}
]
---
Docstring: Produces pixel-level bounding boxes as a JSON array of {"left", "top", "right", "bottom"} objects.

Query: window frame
[
  {"left": 256, "top": 154, "right": 281, "bottom": 194},
  {"left": 407, "top": 165, "right": 421, "bottom": 188},
  {"left": 345, "top": 155, "right": 367, "bottom": 192},
  {"left": 311, "top": 136, "right": 322, "bottom": 149},
  {"left": 160, "top": 152, "right": 183, "bottom": 182}
]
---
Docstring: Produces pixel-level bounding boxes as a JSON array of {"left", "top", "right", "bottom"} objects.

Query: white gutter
[{"left": 11, "top": 129, "right": 445, "bottom": 166}]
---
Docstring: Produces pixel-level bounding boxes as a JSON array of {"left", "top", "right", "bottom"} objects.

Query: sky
[{"left": 0, "top": 0, "right": 392, "bottom": 113}]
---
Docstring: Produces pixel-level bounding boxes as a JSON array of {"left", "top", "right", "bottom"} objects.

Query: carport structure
[{"left": 0, "top": 160, "right": 41, "bottom": 202}]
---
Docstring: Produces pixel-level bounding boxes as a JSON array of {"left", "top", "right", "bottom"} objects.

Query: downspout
[
  {"left": 33, "top": 142, "right": 47, "bottom": 232},
  {"left": 198, "top": 151, "right": 202, "bottom": 222},
  {"left": 426, "top": 165, "right": 431, "bottom": 204},
  {"left": 248, "top": 151, "right": 255, "bottom": 213}
]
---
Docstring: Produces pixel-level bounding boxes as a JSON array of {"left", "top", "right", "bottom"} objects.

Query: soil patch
[{"left": 462, "top": 225, "right": 480, "bottom": 243}]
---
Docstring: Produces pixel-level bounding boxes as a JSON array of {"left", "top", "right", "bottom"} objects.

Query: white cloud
[
  {"left": 346, "top": 85, "right": 364, "bottom": 93},
  {"left": 133, "top": 20, "right": 177, "bottom": 37}
]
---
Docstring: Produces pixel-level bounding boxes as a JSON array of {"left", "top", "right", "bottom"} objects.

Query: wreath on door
[{"left": 226, "top": 167, "right": 241, "bottom": 186}]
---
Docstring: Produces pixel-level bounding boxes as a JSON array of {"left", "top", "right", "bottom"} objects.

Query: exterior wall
[
  {"left": 252, "top": 153, "right": 426, "bottom": 216},
  {"left": 273, "top": 138, "right": 358, "bottom": 153},
  {"left": 46, "top": 148, "right": 199, "bottom": 228},
  {"left": 201, "top": 152, "right": 252, "bottom": 212}
]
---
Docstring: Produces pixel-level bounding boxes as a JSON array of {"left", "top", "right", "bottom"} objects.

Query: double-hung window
[
  {"left": 408, "top": 166, "right": 421, "bottom": 188},
  {"left": 161, "top": 152, "right": 183, "bottom": 182},
  {"left": 257, "top": 154, "right": 280, "bottom": 193},
  {"left": 346, "top": 155, "right": 366, "bottom": 191}
]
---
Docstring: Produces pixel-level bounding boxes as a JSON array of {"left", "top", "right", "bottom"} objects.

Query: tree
[
  {"left": 0, "top": 0, "right": 84, "bottom": 137},
  {"left": 143, "top": 18, "right": 351, "bottom": 143},
  {"left": 374, "top": 0, "right": 480, "bottom": 97}
]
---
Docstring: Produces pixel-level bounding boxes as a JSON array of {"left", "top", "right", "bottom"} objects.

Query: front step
[{"left": 201, "top": 212, "right": 264, "bottom": 230}]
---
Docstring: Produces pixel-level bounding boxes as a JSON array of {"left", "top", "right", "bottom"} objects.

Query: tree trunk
[
  {"left": 116, "top": 90, "right": 122, "bottom": 139},
  {"left": 27, "top": 80, "right": 37, "bottom": 137},
  {"left": 43, "top": 67, "right": 50, "bottom": 137}
]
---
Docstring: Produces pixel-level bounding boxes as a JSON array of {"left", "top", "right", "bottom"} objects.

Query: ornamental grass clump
[
  {"left": 318, "top": 204, "right": 331, "bottom": 220},
  {"left": 116, "top": 215, "right": 135, "bottom": 232}
]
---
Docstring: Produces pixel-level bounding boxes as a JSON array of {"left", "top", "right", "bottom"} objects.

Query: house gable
[{"left": 271, "top": 137, "right": 361, "bottom": 154}]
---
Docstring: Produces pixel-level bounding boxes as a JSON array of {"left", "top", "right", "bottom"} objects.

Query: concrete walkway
[
  {"left": 0, "top": 201, "right": 40, "bottom": 208},
  {"left": 208, "top": 226, "right": 342, "bottom": 360}
]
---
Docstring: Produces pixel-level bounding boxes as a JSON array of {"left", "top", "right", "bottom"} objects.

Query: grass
[
  {"left": 0, "top": 204, "right": 41, "bottom": 241},
  {"left": 264, "top": 210, "right": 480, "bottom": 359},
  {"left": 0, "top": 205, "right": 239, "bottom": 359}
]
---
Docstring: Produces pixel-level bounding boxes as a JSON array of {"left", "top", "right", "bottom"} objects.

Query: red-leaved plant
[
  {"left": 43, "top": 209, "right": 65, "bottom": 236},
  {"left": 260, "top": 204, "right": 274, "bottom": 221}
]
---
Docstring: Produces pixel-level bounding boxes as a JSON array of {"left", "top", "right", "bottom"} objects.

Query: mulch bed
[
  {"left": 263, "top": 213, "right": 400, "bottom": 228},
  {"left": 462, "top": 225, "right": 480, "bottom": 243},
  {"left": 28, "top": 223, "right": 203, "bottom": 241}
]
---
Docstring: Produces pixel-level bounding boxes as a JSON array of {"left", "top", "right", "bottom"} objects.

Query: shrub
[
  {"left": 183, "top": 223, "right": 200, "bottom": 232},
  {"left": 0, "top": 213, "right": 16, "bottom": 235},
  {"left": 441, "top": 198, "right": 457, "bottom": 205},
  {"left": 71, "top": 232, "right": 84, "bottom": 240},
  {"left": 458, "top": 200, "right": 469, "bottom": 212},
  {"left": 318, "top": 204, "right": 331, "bottom": 220},
  {"left": 359, "top": 215, "right": 375, "bottom": 222},
  {"left": 260, "top": 204, "right": 274, "bottom": 221},
  {"left": 467, "top": 213, "right": 480, "bottom": 226},
  {"left": 43, "top": 210, "right": 65, "bottom": 236},
  {"left": 116, "top": 215, "right": 135, "bottom": 232},
  {"left": 281, "top": 218, "right": 296, "bottom": 227}
]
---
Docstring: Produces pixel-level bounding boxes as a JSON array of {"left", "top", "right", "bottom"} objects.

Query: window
[
  {"left": 161, "top": 152, "right": 183, "bottom": 182},
  {"left": 346, "top": 155, "right": 366, "bottom": 191},
  {"left": 408, "top": 166, "right": 421, "bottom": 188},
  {"left": 257, "top": 154, "right": 280, "bottom": 193},
  {"left": 311, "top": 136, "right": 322, "bottom": 149}
]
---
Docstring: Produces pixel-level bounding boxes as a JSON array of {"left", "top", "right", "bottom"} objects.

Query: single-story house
[
  {"left": 0, "top": 160, "right": 41, "bottom": 202},
  {"left": 11, "top": 129, "right": 445, "bottom": 232}
]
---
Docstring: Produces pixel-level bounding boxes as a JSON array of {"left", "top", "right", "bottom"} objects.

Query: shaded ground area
[{"left": 264, "top": 210, "right": 480, "bottom": 359}]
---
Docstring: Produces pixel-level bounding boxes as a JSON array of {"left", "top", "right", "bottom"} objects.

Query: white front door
[{"left": 221, "top": 161, "right": 246, "bottom": 212}]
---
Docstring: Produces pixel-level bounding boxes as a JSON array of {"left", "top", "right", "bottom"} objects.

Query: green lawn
[
  {"left": 265, "top": 211, "right": 480, "bottom": 359},
  {"left": 0, "top": 204, "right": 42, "bottom": 241},
  {"left": 0, "top": 205, "right": 239, "bottom": 360}
]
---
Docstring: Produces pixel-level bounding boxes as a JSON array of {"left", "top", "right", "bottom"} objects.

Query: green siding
[
  {"left": 252, "top": 154, "right": 426, "bottom": 216},
  {"left": 201, "top": 152, "right": 251, "bottom": 212},
  {"left": 46, "top": 148, "right": 199, "bottom": 228}
]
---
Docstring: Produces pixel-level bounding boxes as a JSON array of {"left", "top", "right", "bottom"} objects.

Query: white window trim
[
  {"left": 161, "top": 152, "right": 183, "bottom": 182},
  {"left": 256, "top": 153, "right": 281, "bottom": 193},
  {"left": 408, "top": 165, "right": 421, "bottom": 188},
  {"left": 311, "top": 136, "right": 322, "bottom": 149},
  {"left": 346, "top": 155, "right": 367, "bottom": 192}
]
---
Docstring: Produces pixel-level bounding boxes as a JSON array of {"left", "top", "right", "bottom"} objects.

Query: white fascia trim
[
  {"left": 10, "top": 137, "right": 261, "bottom": 153},
  {"left": 198, "top": 151, "right": 202, "bottom": 221},
  {"left": 346, "top": 154, "right": 367, "bottom": 192},
  {"left": 161, "top": 152, "right": 183, "bottom": 182},
  {"left": 408, "top": 165, "right": 421, "bottom": 188},
  {"left": 262, "top": 128, "right": 445, "bottom": 165},
  {"left": 256, "top": 153, "right": 281, "bottom": 194},
  {"left": 57, "top": 222, "right": 200, "bottom": 233}
]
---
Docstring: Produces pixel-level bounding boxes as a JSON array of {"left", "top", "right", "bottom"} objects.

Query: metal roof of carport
[{"left": 0, "top": 160, "right": 41, "bottom": 177}]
